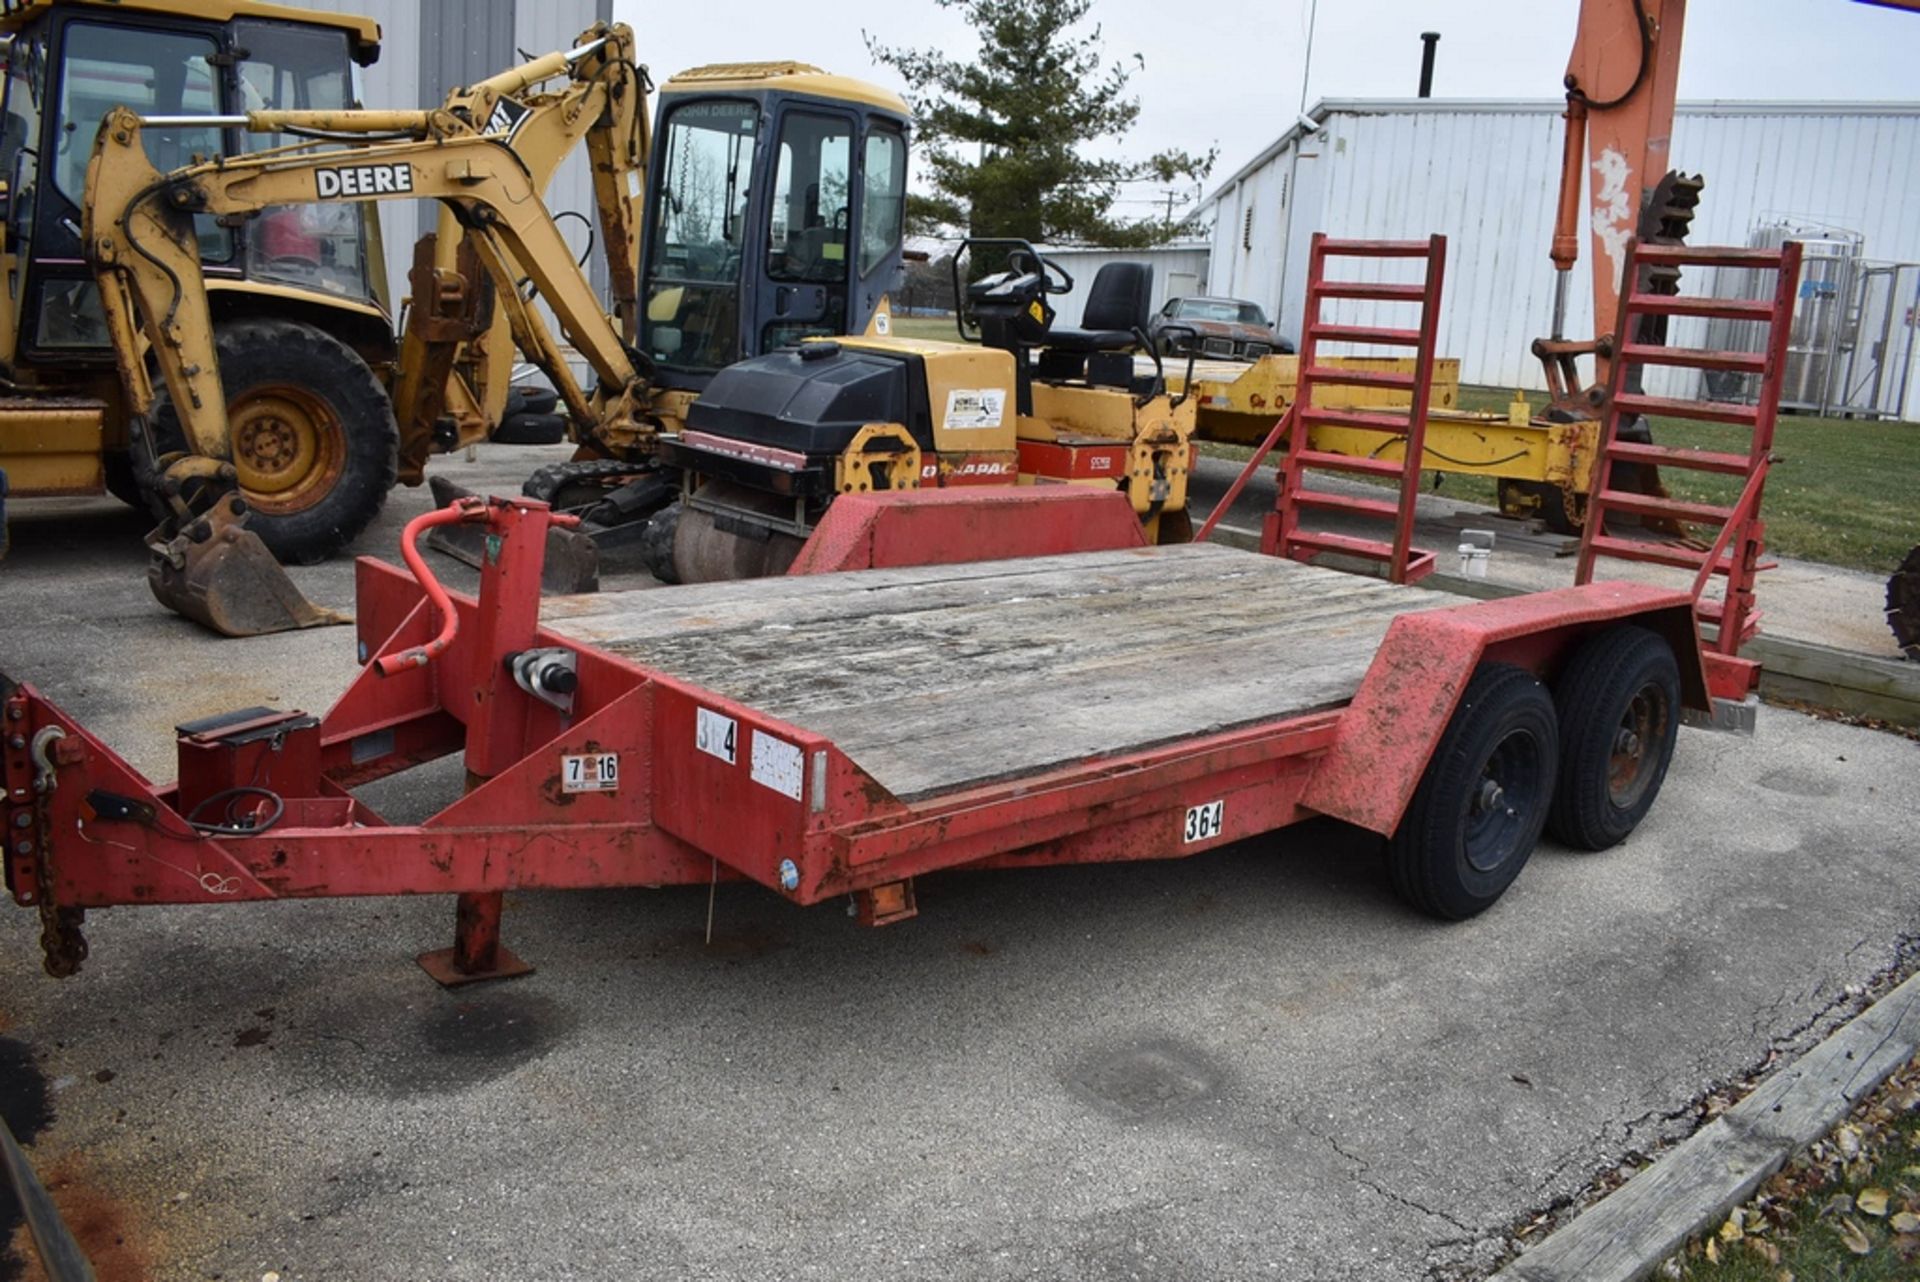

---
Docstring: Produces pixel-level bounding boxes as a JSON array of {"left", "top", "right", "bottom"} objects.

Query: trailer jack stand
[{"left": 416, "top": 891, "right": 534, "bottom": 987}]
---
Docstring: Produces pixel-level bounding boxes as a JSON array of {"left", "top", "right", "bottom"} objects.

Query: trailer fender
[
  {"left": 786, "top": 487, "right": 1147, "bottom": 575},
  {"left": 1301, "top": 582, "right": 1706, "bottom": 836}
]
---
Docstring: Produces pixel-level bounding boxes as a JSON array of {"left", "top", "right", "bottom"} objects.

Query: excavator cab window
[
  {"left": 232, "top": 20, "right": 369, "bottom": 301},
  {"left": 859, "top": 127, "right": 906, "bottom": 278},
  {"left": 0, "top": 29, "right": 45, "bottom": 260},
  {"left": 54, "top": 23, "right": 223, "bottom": 247},
  {"left": 643, "top": 97, "right": 760, "bottom": 374},
  {"left": 761, "top": 109, "right": 853, "bottom": 350},
  {"left": 36, "top": 20, "right": 225, "bottom": 349},
  {"left": 5, "top": 8, "right": 376, "bottom": 361}
]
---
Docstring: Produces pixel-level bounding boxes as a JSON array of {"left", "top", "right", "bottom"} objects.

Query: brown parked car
[{"left": 1148, "top": 296, "right": 1295, "bottom": 361}]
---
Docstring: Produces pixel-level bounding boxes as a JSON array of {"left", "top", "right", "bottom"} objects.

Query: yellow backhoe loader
[{"left": 0, "top": 0, "right": 398, "bottom": 576}]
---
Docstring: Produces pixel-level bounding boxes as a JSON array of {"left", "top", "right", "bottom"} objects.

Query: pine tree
[{"left": 867, "top": 0, "right": 1214, "bottom": 246}]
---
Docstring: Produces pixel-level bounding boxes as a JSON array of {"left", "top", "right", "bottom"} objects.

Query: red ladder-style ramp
[
  {"left": 1574, "top": 239, "right": 1804, "bottom": 658},
  {"left": 1262, "top": 233, "right": 1447, "bottom": 585}
]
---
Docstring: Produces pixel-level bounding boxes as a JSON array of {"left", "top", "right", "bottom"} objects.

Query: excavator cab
[{"left": 639, "top": 63, "right": 911, "bottom": 391}]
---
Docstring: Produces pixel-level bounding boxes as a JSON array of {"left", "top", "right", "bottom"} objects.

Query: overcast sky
[{"left": 611, "top": 0, "right": 1918, "bottom": 213}]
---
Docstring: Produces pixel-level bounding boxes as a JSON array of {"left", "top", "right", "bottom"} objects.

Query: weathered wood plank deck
[{"left": 544, "top": 545, "right": 1459, "bottom": 801}]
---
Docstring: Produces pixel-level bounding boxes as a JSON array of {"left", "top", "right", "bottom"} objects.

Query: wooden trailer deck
[{"left": 542, "top": 544, "right": 1459, "bottom": 801}]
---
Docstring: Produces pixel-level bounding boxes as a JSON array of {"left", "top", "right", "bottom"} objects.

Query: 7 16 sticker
[
  {"left": 562, "top": 753, "right": 619, "bottom": 793},
  {"left": 1183, "top": 800, "right": 1225, "bottom": 843}
]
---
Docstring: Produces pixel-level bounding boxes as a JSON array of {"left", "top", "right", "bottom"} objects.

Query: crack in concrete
[{"left": 1313, "top": 1127, "right": 1477, "bottom": 1238}]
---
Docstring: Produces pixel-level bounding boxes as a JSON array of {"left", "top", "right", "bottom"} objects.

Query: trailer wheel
[
  {"left": 1546, "top": 626, "right": 1681, "bottom": 851},
  {"left": 1389, "top": 663, "right": 1558, "bottom": 920}
]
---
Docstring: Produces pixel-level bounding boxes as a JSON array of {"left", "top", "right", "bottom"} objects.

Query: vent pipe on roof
[{"left": 1418, "top": 32, "right": 1440, "bottom": 98}]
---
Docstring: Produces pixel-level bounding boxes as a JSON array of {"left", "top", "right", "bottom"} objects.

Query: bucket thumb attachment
[
  {"left": 147, "top": 494, "right": 350, "bottom": 637},
  {"left": 422, "top": 474, "right": 600, "bottom": 594}
]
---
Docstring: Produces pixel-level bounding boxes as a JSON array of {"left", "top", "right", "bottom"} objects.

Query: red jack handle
[
  {"left": 375, "top": 496, "right": 583, "bottom": 677},
  {"left": 376, "top": 497, "right": 488, "bottom": 676}
]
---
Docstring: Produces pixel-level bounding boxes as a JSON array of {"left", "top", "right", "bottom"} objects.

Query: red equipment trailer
[{"left": 0, "top": 237, "right": 1799, "bottom": 986}]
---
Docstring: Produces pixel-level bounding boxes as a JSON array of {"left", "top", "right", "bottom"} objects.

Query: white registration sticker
[
  {"left": 562, "top": 753, "right": 619, "bottom": 794},
  {"left": 1183, "top": 800, "right": 1225, "bottom": 844},
  {"left": 695, "top": 708, "right": 738, "bottom": 764},
  {"left": 751, "top": 730, "right": 804, "bottom": 801},
  {"left": 943, "top": 387, "right": 1006, "bottom": 430}
]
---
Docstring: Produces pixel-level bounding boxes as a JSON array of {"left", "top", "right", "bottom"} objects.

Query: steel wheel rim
[
  {"left": 1463, "top": 728, "right": 1544, "bottom": 873},
  {"left": 1607, "top": 681, "right": 1669, "bottom": 810},
  {"left": 229, "top": 385, "right": 347, "bottom": 516}
]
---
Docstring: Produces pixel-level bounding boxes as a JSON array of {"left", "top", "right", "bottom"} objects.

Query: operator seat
[{"left": 1046, "top": 261, "right": 1152, "bottom": 352}]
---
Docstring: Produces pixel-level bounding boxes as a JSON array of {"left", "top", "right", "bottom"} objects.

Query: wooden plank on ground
[{"left": 1493, "top": 970, "right": 1920, "bottom": 1282}]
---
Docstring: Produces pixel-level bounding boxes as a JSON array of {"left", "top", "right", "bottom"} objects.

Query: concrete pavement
[{"left": 1, "top": 446, "right": 1916, "bottom": 1281}]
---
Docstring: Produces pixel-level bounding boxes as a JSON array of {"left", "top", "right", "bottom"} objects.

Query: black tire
[
  {"left": 150, "top": 319, "right": 396, "bottom": 563},
  {"left": 640, "top": 500, "right": 682, "bottom": 584},
  {"left": 101, "top": 450, "right": 146, "bottom": 509},
  {"left": 1389, "top": 663, "right": 1559, "bottom": 920},
  {"left": 1888, "top": 544, "right": 1920, "bottom": 661},
  {"left": 505, "top": 385, "right": 559, "bottom": 418},
  {"left": 1546, "top": 626, "right": 1682, "bottom": 851},
  {"left": 491, "top": 412, "right": 568, "bottom": 446}
]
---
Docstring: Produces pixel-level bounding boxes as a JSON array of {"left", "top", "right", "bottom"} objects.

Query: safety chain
[{"left": 28, "top": 725, "right": 86, "bottom": 978}]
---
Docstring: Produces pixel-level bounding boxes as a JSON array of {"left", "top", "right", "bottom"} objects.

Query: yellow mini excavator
[{"left": 74, "top": 22, "right": 912, "bottom": 630}]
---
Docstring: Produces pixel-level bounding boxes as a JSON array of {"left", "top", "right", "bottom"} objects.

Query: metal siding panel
[
  {"left": 418, "top": 0, "right": 518, "bottom": 244},
  {"left": 512, "top": 0, "right": 607, "bottom": 374},
  {"left": 1040, "top": 248, "right": 1212, "bottom": 327},
  {"left": 1197, "top": 102, "right": 1920, "bottom": 390}
]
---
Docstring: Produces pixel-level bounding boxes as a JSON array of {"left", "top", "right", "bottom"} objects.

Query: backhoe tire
[
  {"left": 101, "top": 451, "right": 146, "bottom": 509},
  {"left": 150, "top": 319, "right": 397, "bottom": 564},
  {"left": 1889, "top": 545, "right": 1920, "bottom": 662}
]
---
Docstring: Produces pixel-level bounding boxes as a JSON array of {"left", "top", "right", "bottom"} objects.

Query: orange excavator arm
[
  {"left": 1546, "top": 0, "right": 1687, "bottom": 390},
  {"left": 1547, "top": 0, "right": 1915, "bottom": 392}
]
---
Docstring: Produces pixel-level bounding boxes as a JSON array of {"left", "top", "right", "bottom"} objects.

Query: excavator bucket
[{"left": 146, "top": 497, "right": 350, "bottom": 637}]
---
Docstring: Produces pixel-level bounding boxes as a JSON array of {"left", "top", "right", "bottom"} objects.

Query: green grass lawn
[
  {"left": 889, "top": 314, "right": 971, "bottom": 343},
  {"left": 1665, "top": 1053, "right": 1920, "bottom": 1280},
  {"left": 882, "top": 317, "right": 1917, "bottom": 574},
  {"left": 1206, "top": 385, "right": 1918, "bottom": 574}
]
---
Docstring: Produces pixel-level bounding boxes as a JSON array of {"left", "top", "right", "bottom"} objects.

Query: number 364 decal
[{"left": 1183, "top": 800, "right": 1224, "bottom": 843}]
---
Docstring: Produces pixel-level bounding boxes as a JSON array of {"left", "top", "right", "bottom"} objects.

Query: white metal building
[
  {"left": 1195, "top": 98, "right": 1920, "bottom": 406},
  {"left": 1035, "top": 243, "right": 1213, "bottom": 328},
  {"left": 295, "top": 0, "right": 612, "bottom": 310}
]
